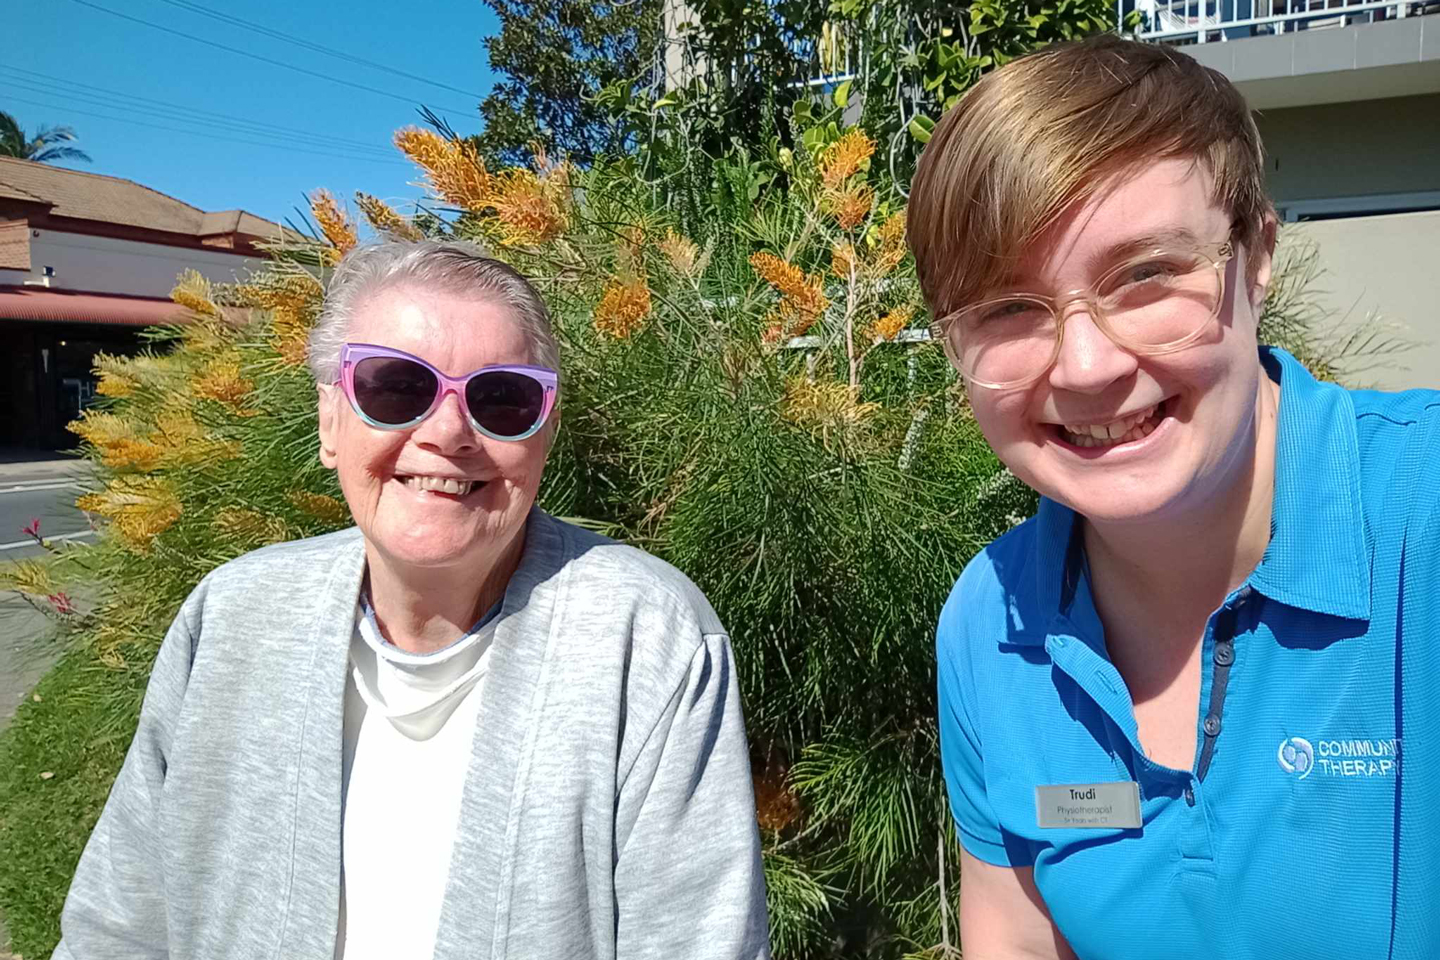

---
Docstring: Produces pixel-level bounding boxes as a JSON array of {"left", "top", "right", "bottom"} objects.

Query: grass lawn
[{"left": 0, "top": 639, "right": 150, "bottom": 958}]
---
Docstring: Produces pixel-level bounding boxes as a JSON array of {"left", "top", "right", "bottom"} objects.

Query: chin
[
  {"left": 366, "top": 517, "right": 481, "bottom": 565},
  {"left": 1046, "top": 473, "right": 1195, "bottom": 526},
  {"left": 381, "top": 540, "right": 479, "bottom": 569}
]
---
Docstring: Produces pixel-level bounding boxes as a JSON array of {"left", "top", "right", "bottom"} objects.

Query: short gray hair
[{"left": 307, "top": 240, "right": 561, "bottom": 386}]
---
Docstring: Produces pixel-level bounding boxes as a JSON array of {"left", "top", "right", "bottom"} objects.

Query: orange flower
[
  {"left": 752, "top": 750, "right": 802, "bottom": 832},
  {"left": 817, "top": 129, "right": 876, "bottom": 189},
  {"left": 484, "top": 167, "right": 568, "bottom": 246},
  {"left": 212, "top": 507, "right": 290, "bottom": 545},
  {"left": 192, "top": 356, "right": 254, "bottom": 407},
  {"left": 99, "top": 438, "right": 167, "bottom": 471},
  {"left": 76, "top": 477, "right": 183, "bottom": 553},
  {"left": 831, "top": 241, "right": 858, "bottom": 279},
  {"left": 594, "top": 277, "right": 652, "bottom": 339},
  {"left": 171, "top": 269, "right": 221, "bottom": 318},
  {"left": 95, "top": 369, "right": 136, "bottom": 398},
  {"left": 237, "top": 273, "right": 324, "bottom": 366},
  {"left": 868, "top": 304, "right": 915, "bottom": 342},
  {"left": 658, "top": 228, "right": 706, "bottom": 277},
  {"left": 394, "top": 127, "right": 492, "bottom": 212},
  {"left": 287, "top": 490, "right": 351, "bottom": 525},
  {"left": 355, "top": 192, "right": 422, "bottom": 242},
  {"left": 829, "top": 183, "right": 874, "bottom": 231},
  {"left": 309, "top": 189, "right": 357, "bottom": 257},
  {"left": 780, "top": 376, "right": 878, "bottom": 434},
  {"left": 751, "top": 252, "right": 829, "bottom": 340},
  {"left": 69, "top": 411, "right": 161, "bottom": 470},
  {"left": 872, "top": 210, "right": 908, "bottom": 276},
  {"left": 395, "top": 127, "right": 569, "bottom": 244}
]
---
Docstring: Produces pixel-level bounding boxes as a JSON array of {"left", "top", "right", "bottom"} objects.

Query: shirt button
[
  {"left": 1203, "top": 714, "right": 1222, "bottom": 737},
  {"left": 1214, "top": 642, "right": 1235, "bottom": 666},
  {"left": 1184, "top": 785, "right": 1196, "bottom": 805}
]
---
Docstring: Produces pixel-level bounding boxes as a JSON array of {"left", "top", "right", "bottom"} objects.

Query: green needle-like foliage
[{"left": 0, "top": 128, "right": 1380, "bottom": 959}]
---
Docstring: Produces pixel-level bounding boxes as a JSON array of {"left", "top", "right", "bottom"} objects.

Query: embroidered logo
[
  {"left": 1277, "top": 737, "right": 1314, "bottom": 779},
  {"left": 1278, "top": 736, "right": 1400, "bottom": 779}
]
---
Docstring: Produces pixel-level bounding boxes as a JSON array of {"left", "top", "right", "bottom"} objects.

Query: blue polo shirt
[{"left": 937, "top": 348, "right": 1440, "bottom": 959}]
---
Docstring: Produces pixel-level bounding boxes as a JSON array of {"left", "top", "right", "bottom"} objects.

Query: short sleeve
[{"left": 936, "top": 576, "right": 1034, "bottom": 868}]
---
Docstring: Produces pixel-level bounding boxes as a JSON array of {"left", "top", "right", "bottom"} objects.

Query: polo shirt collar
[
  {"left": 1025, "top": 346, "right": 1371, "bottom": 642},
  {"left": 1033, "top": 496, "right": 1081, "bottom": 628},
  {"left": 1249, "top": 347, "right": 1370, "bottom": 620}
]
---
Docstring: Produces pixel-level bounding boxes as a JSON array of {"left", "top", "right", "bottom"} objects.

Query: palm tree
[{"left": 0, "top": 110, "right": 91, "bottom": 164}]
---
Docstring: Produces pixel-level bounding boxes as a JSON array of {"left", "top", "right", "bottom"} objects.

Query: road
[
  {"left": 0, "top": 458, "right": 96, "bottom": 735},
  {"left": 0, "top": 463, "right": 96, "bottom": 563}
]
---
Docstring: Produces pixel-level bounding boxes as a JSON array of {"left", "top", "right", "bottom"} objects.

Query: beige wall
[
  {"left": 1256, "top": 94, "right": 1440, "bottom": 207},
  {"left": 1286, "top": 209, "right": 1440, "bottom": 391},
  {"left": 0, "top": 229, "right": 260, "bottom": 298}
]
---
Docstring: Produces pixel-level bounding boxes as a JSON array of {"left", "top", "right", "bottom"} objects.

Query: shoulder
[
  {"left": 1350, "top": 383, "right": 1440, "bottom": 456},
  {"left": 1349, "top": 386, "right": 1440, "bottom": 522},
  {"left": 205, "top": 526, "right": 363, "bottom": 584},
  {"left": 527, "top": 515, "right": 732, "bottom": 748},
  {"left": 938, "top": 515, "right": 1044, "bottom": 660},
  {"left": 539, "top": 512, "right": 725, "bottom": 637},
  {"left": 1348, "top": 382, "right": 1440, "bottom": 430},
  {"left": 187, "top": 527, "right": 363, "bottom": 617}
]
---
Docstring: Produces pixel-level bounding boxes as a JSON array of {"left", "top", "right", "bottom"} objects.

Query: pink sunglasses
[{"left": 337, "top": 342, "right": 558, "bottom": 441}]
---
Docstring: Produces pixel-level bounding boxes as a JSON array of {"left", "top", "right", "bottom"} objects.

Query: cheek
[
  {"left": 972, "top": 390, "right": 1038, "bottom": 451},
  {"left": 493, "top": 442, "right": 549, "bottom": 488},
  {"left": 334, "top": 423, "right": 405, "bottom": 493}
]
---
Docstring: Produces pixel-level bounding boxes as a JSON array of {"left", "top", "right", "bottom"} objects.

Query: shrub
[{"left": 0, "top": 127, "right": 1375, "bottom": 959}]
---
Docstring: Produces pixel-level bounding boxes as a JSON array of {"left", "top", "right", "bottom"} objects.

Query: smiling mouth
[
  {"left": 1056, "top": 400, "right": 1168, "bottom": 449},
  {"left": 397, "top": 474, "right": 487, "bottom": 497}
]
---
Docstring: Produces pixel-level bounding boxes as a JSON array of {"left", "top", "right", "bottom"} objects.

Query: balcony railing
[{"left": 1129, "top": 0, "right": 1437, "bottom": 43}]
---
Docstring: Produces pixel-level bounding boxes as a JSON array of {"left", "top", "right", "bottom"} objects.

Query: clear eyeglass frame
[{"left": 929, "top": 239, "right": 1236, "bottom": 391}]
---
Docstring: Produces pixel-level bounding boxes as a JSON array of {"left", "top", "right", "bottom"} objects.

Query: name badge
[{"left": 1035, "top": 782, "right": 1142, "bottom": 829}]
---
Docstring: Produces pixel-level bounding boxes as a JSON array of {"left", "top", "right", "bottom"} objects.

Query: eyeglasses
[
  {"left": 337, "top": 342, "right": 558, "bottom": 441},
  {"left": 929, "top": 239, "right": 1235, "bottom": 390}
]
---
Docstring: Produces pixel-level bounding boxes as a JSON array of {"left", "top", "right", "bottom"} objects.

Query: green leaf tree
[
  {"left": 0, "top": 110, "right": 91, "bottom": 164},
  {"left": 597, "top": 0, "right": 1134, "bottom": 237},
  {"left": 475, "top": 0, "right": 663, "bottom": 166}
]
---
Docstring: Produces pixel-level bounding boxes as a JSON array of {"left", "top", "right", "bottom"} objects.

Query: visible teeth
[
  {"left": 1060, "top": 403, "right": 1160, "bottom": 449},
  {"left": 403, "top": 475, "right": 475, "bottom": 496}
]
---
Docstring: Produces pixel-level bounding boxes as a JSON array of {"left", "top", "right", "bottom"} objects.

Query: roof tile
[{"left": 0, "top": 156, "right": 286, "bottom": 239}]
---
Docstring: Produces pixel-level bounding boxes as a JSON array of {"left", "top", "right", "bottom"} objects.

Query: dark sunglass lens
[
  {"left": 465, "top": 371, "right": 544, "bottom": 437},
  {"left": 352, "top": 357, "right": 438, "bottom": 425}
]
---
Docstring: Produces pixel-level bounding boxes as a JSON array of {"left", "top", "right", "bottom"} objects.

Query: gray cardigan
[{"left": 54, "top": 509, "right": 770, "bottom": 960}]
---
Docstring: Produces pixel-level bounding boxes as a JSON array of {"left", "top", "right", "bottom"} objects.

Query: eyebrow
[
  {"left": 976, "top": 225, "right": 1210, "bottom": 302},
  {"left": 1085, "top": 226, "right": 1205, "bottom": 274}
]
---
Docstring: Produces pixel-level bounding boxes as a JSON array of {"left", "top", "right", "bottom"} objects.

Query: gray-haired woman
[{"left": 54, "top": 241, "right": 770, "bottom": 960}]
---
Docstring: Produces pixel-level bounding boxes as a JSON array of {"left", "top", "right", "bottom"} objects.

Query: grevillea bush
[{"left": 0, "top": 119, "right": 1373, "bottom": 958}]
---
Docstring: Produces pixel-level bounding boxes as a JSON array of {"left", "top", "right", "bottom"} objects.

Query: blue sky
[{"left": 3, "top": 0, "right": 498, "bottom": 228}]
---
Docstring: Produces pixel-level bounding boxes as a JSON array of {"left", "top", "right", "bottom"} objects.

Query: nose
[
  {"left": 410, "top": 388, "right": 482, "bottom": 454},
  {"left": 1047, "top": 302, "right": 1139, "bottom": 396}
]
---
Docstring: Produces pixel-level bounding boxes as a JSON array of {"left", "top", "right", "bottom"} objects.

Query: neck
[
  {"left": 1083, "top": 375, "right": 1280, "bottom": 643},
  {"left": 364, "top": 523, "right": 527, "bottom": 654}
]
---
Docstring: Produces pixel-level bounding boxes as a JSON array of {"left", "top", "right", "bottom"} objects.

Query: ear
[
  {"left": 1246, "top": 215, "right": 1279, "bottom": 314},
  {"left": 316, "top": 383, "right": 340, "bottom": 470}
]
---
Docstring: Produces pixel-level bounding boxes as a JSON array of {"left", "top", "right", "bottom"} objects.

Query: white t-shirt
[{"left": 335, "top": 599, "right": 497, "bottom": 960}]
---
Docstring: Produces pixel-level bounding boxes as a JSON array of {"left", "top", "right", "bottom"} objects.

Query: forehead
[
  {"left": 1020, "top": 158, "right": 1232, "bottom": 283},
  {"left": 346, "top": 283, "right": 529, "bottom": 368}
]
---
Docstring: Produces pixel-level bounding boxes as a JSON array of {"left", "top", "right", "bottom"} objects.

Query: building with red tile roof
[{"left": 0, "top": 157, "right": 296, "bottom": 449}]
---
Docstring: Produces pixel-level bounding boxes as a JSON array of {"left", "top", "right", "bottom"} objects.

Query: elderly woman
[{"left": 54, "top": 242, "right": 770, "bottom": 960}]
